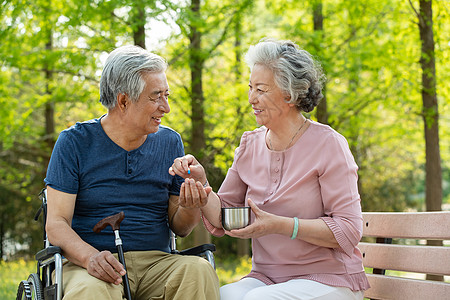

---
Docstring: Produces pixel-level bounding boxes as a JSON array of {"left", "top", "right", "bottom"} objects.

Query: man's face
[{"left": 126, "top": 72, "right": 171, "bottom": 135}]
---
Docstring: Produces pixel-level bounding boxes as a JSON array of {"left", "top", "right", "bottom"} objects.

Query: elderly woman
[
  {"left": 169, "top": 39, "right": 369, "bottom": 299},
  {"left": 45, "top": 45, "right": 219, "bottom": 300}
]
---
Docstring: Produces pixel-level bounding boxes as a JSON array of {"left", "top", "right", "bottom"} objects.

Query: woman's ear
[
  {"left": 284, "top": 93, "right": 291, "bottom": 101},
  {"left": 285, "top": 95, "right": 296, "bottom": 107}
]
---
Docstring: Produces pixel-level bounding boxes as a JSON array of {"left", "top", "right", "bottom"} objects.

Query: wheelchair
[{"left": 16, "top": 189, "right": 216, "bottom": 300}]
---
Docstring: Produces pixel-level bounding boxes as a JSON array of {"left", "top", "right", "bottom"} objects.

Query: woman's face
[
  {"left": 248, "top": 64, "right": 290, "bottom": 127},
  {"left": 126, "top": 72, "right": 171, "bottom": 135}
]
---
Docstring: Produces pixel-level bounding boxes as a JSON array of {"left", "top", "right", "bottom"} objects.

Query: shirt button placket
[
  {"left": 127, "top": 153, "right": 132, "bottom": 175},
  {"left": 268, "top": 153, "right": 282, "bottom": 198},
  {"left": 274, "top": 154, "right": 281, "bottom": 185}
]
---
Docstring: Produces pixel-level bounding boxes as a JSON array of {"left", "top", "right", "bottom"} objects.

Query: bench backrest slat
[
  {"left": 360, "top": 211, "right": 450, "bottom": 300},
  {"left": 359, "top": 242, "right": 450, "bottom": 276},
  {"left": 362, "top": 212, "right": 450, "bottom": 239},
  {"left": 364, "top": 274, "right": 450, "bottom": 300}
]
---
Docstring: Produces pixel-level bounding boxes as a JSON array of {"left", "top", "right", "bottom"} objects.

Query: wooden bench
[{"left": 359, "top": 211, "right": 450, "bottom": 300}]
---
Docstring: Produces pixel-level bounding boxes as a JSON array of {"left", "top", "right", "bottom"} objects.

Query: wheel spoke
[{"left": 16, "top": 280, "right": 32, "bottom": 300}]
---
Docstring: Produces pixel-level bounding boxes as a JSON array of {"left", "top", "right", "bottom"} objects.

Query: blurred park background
[{"left": 0, "top": 0, "right": 449, "bottom": 294}]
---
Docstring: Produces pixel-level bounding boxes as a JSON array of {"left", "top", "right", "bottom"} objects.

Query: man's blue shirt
[{"left": 45, "top": 117, "right": 184, "bottom": 253}]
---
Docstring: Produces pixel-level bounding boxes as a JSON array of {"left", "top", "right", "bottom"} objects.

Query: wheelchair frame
[
  {"left": 16, "top": 189, "right": 215, "bottom": 300},
  {"left": 17, "top": 189, "right": 63, "bottom": 300}
]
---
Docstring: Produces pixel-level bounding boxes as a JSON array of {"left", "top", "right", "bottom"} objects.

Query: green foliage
[
  {"left": 0, "top": 0, "right": 448, "bottom": 260},
  {"left": 216, "top": 255, "right": 252, "bottom": 286},
  {"left": 0, "top": 259, "right": 35, "bottom": 299}
]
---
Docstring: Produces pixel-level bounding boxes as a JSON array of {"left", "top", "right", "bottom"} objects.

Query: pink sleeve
[
  {"left": 202, "top": 214, "right": 225, "bottom": 237},
  {"left": 318, "top": 133, "right": 363, "bottom": 256},
  {"left": 202, "top": 133, "right": 249, "bottom": 237}
]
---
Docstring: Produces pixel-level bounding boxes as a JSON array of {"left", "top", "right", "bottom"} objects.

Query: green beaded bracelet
[{"left": 291, "top": 217, "right": 299, "bottom": 240}]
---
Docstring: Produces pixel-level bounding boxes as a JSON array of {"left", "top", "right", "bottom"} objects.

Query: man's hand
[
  {"left": 86, "top": 250, "right": 126, "bottom": 285},
  {"left": 179, "top": 178, "right": 212, "bottom": 209}
]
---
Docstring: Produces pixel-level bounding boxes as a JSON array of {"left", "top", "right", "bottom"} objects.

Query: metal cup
[{"left": 221, "top": 207, "right": 250, "bottom": 230}]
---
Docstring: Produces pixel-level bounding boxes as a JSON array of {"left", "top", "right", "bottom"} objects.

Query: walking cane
[{"left": 93, "top": 211, "right": 132, "bottom": 300}]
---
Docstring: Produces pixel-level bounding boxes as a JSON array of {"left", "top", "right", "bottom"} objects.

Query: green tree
[
  {"left": 0, "top": 0, "right": 448, "bottom": 260},
  {"left": 410, "top": 0, "right": 443, "bottom": 282},
  {"left": 0, "top": 0, "right": 138, "bottom": 259},
  {"left": 413, "top": 0, "right": 443, "bottom": 212},
  {"left": 166, "top": 0, "right": 254, "bottom": 246}
]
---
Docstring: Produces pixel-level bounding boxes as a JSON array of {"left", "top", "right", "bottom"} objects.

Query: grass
[
  {"left": 0, "top": 259, "right": 36, "bottom": 299},
  {"left": 0, "top": 256, "right": 252, "bottom": 297},
  {"left": 4, "top": 257, "right": 447, "bottom": 298},
  {"left": 216, "top": 255, "right": 252, "bottom": 286}
]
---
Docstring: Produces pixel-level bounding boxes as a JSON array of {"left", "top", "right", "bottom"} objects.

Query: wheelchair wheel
[
  {"left": 16, "top": 280, "right": 32, "bottom": 300},
  {"left": 16, "top": 273, "right": 43, "bottom": 300}
]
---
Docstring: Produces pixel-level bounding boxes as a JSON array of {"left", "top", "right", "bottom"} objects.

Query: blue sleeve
[{"left": 44, "top": 131, "right": 79, "bottom": 194}]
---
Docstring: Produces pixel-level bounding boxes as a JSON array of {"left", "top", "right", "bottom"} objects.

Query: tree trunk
[
  {"left": 132, "top": 6, "right": 146, "bottom": 49},
  {"left": 234, "top": 13, "right": 250, "bottom": 257},
  {"left": 419, "top": 0, "right": 442, "bottom": 212},
  {"left": 312, "top": 0, "right": 328, "bottom": 124},
  {"left": 418, "top": 0, "right": 443, "bottom": 282},
  {"left": 189, "top": 0, "right": 210, "bottom": 245},
  {"left": 189, "top": 0, "right": 206, "bottom": 159},
  {"left": 44, "top": 3, "right": 55, "bottom": 165},
  {"left": 0, "top": 213, "right": 4, "bottom": 260}
]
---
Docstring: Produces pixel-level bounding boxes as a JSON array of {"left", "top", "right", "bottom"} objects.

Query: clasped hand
[
  {"left": 87, "top": 250, "right": 126, "bottom": 285},
  {"left": 225, "top": 199, "right": 278, "bottom": 239},
  {"left": 169, "top": 154, "right": 212, "bottom": 209}
]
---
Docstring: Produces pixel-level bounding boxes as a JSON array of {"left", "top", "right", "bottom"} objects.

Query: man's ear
[{"left": 117, "top": 93, "right": 128, "bottom": 112}]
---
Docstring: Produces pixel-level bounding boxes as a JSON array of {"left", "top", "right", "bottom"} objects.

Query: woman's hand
[
  {"left": 225, "top": 198, "right": 280, "bottom": 239},
  {"left": 179, "top": 178, "right": 212, "bottom": 209},
  {"left": 169, "top": 154, "right": 207, "bottom": 184}
]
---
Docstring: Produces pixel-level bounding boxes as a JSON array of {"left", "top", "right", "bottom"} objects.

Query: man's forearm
[
  {"left": 47, "top": 219, "right": 98, "bottom": 268},
  {"left": 170, "top": 207, "right": 201, "bottom": 237}
]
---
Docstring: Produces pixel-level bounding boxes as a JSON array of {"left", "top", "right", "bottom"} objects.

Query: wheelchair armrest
[
  {"left": 178, "top": 244, "right": 216, "bottom": 256},
  {"left": 36, "top": 246, "right": 62, "bottom": 262}
]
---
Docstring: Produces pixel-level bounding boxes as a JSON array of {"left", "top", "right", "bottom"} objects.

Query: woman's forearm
[
  {"left": 295, "top": 218, "right": 339, "bottom": 248},
  {"left": 200, "top": 191, "right": 223, "bottom": 228},
  {"left": 272, "top": 216, "right": 339, "bottom": 248}
]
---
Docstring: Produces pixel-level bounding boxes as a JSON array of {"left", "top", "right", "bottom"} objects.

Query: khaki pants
[{"left": 61, "top": 250, "right": 219, "bottom": 300}]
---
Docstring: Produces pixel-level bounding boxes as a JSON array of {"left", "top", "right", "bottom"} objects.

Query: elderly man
[{"left": 45, "top": 45, "right": 219, "bottom": 300}]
